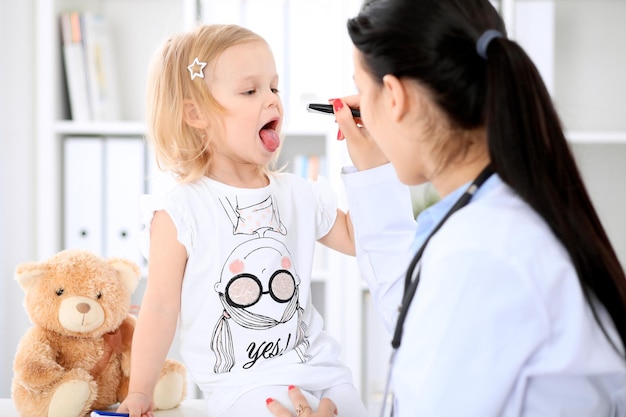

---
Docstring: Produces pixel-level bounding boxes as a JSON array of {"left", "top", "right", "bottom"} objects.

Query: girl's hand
[
  {"left": 117, "top": 391, "right": 154, "bottom": 417},
  {"left": 266, "top": 386, "right": 337, "bottom": 417},
  {"left": 332, "top": 96, "right": 388, "bottom": 171}
]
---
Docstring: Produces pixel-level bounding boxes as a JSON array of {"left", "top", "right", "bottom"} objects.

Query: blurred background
[{"left": 1, "top": 1, "right": 625, "bottom": 414}]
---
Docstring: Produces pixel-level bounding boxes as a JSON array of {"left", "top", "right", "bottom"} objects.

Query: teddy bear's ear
[
  {"left": 14, "top": 261, "right": 47, "bottom": 292},
  {"left": 108, "top": 258, "right": 141, "bottom": 294}
]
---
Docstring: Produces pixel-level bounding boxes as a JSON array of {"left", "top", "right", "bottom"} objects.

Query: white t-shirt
[
  {"left": 342, "top": 163, "right": 626, "bottom": 417},
  {"left": 141, "top": 173, "right": 354, "bottom": 415}
]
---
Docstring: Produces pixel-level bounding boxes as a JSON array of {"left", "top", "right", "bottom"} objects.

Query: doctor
[{"left": 266, "top": 0, "right": 626, "bottom": 416}]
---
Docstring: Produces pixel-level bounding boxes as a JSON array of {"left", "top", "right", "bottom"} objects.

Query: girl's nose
[{"left": 266, "top": 90, "right": 281, "bottom": 108}]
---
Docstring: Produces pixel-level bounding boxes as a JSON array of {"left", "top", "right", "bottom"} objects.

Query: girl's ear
[
  {"left": 381, "top": 74, "right": 410, "bottom": 123},
  {"left": 183, "top": 100, "right": 209, "bottom": 129}
]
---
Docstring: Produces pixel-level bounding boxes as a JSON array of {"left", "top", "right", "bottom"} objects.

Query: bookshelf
[
  {"left": 35, "top": 0, "right": 626, "bottom": 413},
  {"left": 553, "top": 0, "right": 626, "bottom": 276},
  {"left": 35, "top": 0, "right": 191, "bottom": 261}
]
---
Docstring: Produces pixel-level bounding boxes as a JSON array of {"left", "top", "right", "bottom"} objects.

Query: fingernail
[
  {"left": 337, "top": 129, "right": 343, "bottom": 140},
  {"left": 333, "top": 99, "right": 343, "bottom": 112},
  {"left": 266, "top": 398, "right": 274, "bottom": 405},
  {"left": 288, "top": 385, "right": 296, "bottom": 391}
]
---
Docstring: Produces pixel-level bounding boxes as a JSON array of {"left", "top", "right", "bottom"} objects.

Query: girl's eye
[
  {"left": 271, "top": 88, "right": 280, "bottom": 94},
  {"left": 243, "top": 89, "right": 256, "bottom": 95}
]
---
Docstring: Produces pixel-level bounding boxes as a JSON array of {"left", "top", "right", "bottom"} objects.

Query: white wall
[
  {"left": 553, "top": 0, "right": 626, "bottom": 267},
  {"left": 554, "top": 0, "right": 626, "bottom": 131},
  {"left": 571, "top": 143, "right": 626, "bottom": 267},
  {"left": 0, "top": 0, "right": 37, "bottom": 397}
]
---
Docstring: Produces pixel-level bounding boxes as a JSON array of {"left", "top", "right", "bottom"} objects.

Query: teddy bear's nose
[{"left": 77, "top": 303, "right": 91, "bottom": 314}]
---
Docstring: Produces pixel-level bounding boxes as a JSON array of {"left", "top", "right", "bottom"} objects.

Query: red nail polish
[
  {"left": 288, "top": 385, "right": 296, "bottom": 391},
  {"left": 333, "top": 99, "right": 343, "bottom": 112},
  {"left": 266, "top": 398, "right": 274, "bottom": 405},
  {"left": 337, "top": 129, "right": 343, "bottom": 140}
]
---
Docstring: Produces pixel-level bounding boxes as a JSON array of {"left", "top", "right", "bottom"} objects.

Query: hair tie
[{"left": 476, "top": 29, "right": 503, "bottom": 60}]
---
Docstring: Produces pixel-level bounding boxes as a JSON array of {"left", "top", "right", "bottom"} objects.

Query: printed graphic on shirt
[
  {"left": 219, "top": 195, "right": 286, "bottom": 236},
  {"left": 211, "top": 194, "right": 311, "bottom": 373}
]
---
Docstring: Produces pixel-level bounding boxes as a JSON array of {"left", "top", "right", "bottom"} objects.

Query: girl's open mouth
[{"left": 259, "top": 119, "right": 280, "bottom": 152}]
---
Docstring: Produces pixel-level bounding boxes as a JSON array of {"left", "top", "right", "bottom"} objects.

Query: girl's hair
[
  {"left": 348, "top": 0, "right": 626, "bottom": 355},
  {"left": 146, "top": 24, "right": 266, "bottom": 183}
]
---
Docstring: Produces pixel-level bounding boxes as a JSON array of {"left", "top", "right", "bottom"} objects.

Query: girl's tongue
[{"left": 259, "top": 128, "right": 280, "bottom": 152}]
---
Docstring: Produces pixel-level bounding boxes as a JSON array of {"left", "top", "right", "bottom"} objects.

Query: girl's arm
[
  {"left": 341, "top": 165, "right": 417, "bottom": 331},
  {"left": 118, "top": 210, "right": 186, "bottom": 417},
  {"left": 318, "top": 96, "right": 388, "bottom": 257},
  {"left": 317, "top": 209, "right": 355, "bottom": 256}
]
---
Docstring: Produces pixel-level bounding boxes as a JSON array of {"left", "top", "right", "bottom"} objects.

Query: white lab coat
[{"left": 342, "top": 164, "right": 626, "bottom": 416}]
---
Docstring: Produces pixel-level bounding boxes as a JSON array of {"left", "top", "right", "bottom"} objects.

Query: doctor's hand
[
  {"left": 332, "top": 96, "right": 388, "bottom": 171},
  {"left": 266, "top": 386, "right": 337, "bottom": 417}
]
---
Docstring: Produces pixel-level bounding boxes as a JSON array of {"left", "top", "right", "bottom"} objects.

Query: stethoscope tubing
[{"left": 379, "top": 165, "right": 494, "bottom": 417}]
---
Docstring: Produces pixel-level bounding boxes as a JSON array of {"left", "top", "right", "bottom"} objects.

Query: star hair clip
[{"left": 188, "top": 57, "right": 207, "bottom": 80}]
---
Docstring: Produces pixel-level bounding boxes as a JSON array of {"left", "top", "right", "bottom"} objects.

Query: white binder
[
  {"left": 63, "top": 137, "right": 104, "bottom": 253},
  {"left": 104, "top": 137, "right": 146, "bottom": 268}
]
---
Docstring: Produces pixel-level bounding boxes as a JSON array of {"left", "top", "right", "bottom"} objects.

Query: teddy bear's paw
[
  {"left": 153, "top": 370, "right": 185, "bottom": 410},
  {"left": 48, "top": 379, "right": 94, "bottom": 417}
]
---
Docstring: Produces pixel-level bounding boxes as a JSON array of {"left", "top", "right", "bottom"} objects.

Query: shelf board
[
  {"left": 54, "top": 120, "right": 146, "bottom": 136},
  {"left": 54, "top": 121, "right": 326, "bottom": 138},
  {"left": 566, "top": 131, "right": 626, "bottom": 144}
]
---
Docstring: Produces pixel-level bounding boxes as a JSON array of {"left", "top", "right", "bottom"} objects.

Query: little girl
[{"left": 117, "top": 24, "right": 366, "bottom": 417}]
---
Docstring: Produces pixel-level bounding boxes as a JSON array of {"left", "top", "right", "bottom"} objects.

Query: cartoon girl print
[{"left": 211, "top": 195, "right": 311, "bottom": 373}]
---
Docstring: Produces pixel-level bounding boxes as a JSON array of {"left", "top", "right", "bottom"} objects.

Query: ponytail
[{"left": 485, "top": 37, "right": 626, "bottom": 356}]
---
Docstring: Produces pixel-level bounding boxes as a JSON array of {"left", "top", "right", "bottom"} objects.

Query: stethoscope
[{"left": 379, "top": 164, "right": 494, "bottom": 417}]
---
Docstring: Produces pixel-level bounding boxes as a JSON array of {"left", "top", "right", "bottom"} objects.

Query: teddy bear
[{"left": 11, "top": 249, "right": 187, "bottom": 417}]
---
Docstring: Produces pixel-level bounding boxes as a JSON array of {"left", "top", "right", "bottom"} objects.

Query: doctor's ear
[
  {"left": 382, "top": 74, "right": 410, "bottom": 122},
  {"left": 383, "top": 74, "right": 436, "bottom": 124},
  {"left": 183, "top": 100, "right": 210, "bottom": 129}
]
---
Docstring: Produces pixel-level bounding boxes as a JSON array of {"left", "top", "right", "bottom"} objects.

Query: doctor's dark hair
[{"left": 348, "top": 0, "right": 626, "bottom": 355}]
